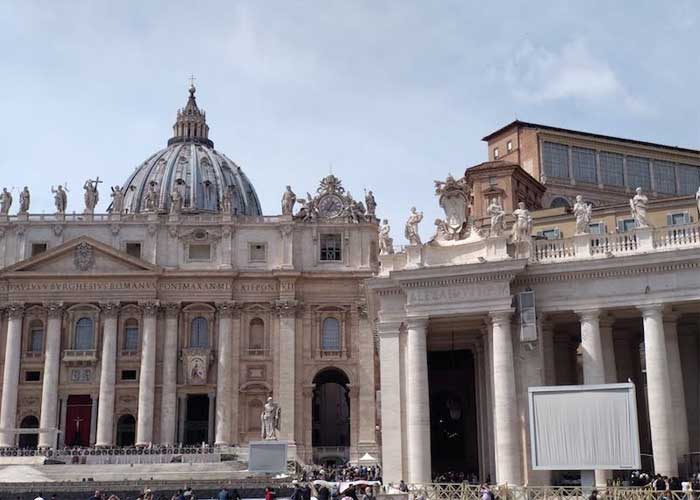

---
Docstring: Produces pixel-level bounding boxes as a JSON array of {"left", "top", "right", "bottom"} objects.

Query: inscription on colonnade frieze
[{"left": 406, "top": 281, "right": 509, "bottom": 306}]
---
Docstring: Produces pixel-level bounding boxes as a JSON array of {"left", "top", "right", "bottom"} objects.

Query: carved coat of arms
[
  {"left": 433, "top": 175, "right": 471, "bottom": 241},
  {"left": 74, "top": 242, "right": 95, "bottom": 271}
]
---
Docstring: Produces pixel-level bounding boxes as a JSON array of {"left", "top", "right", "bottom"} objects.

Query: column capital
[
  {"left": 163, "top": 302, "right": 181, "bottom": 319},
  {"left": 216, "top": 301, "right": 241, "bottom": 318},
  {"left": 139, "top": 301, "right": 159, "bottom": 317},
  {"left": 5, "top": 303, "right": 25, "bottom": 319},
  {"left": 99, "top": 302, "right": 120, "bottom": 318},
  {"left": 376, "top": 320, "right": 402, "bottom": 337},
  {"left": 638, "top": 303, "right": 664, "bottom": 318},
  {"left": 575, "top": 308, "right": 601, "bottom": 322},
  {"left": 44, "top": 302, "right": 64, "bottom": 319},
  {"left": 302, "top": 384, "right": 316, "bottom": 397},
  {"left": 406, "top": 317, "right": 429, "bottom": 330},
  {"left": 272, "top": 299, "right": 302, "bottom": 317},
  {"left": 489, "top": 309, "right": 513, "bottom": 327},
  {"left": 357, "top": 302, "right": 369, "bottom": 319}
]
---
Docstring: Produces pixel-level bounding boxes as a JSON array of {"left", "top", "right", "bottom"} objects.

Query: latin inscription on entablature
[
  {"left": 7, "top": 280, "right": 156, "bottom": 293},
  {"left": 406, "top": 282, "right": 509, "bottom": 306},
  {"left": 159, "top": 281, "right": 232, "bottom": 292},
  {"left": 234, "top": 281, "right": 278, "bottom": 294}
]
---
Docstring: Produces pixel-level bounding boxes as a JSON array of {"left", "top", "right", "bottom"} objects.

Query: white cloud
[{"left": 504, "top": 38, "right": 650, "bottom": 114}]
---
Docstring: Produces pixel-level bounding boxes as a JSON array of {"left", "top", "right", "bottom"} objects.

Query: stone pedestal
[
  {"left": 486, "top": 235, "right": 508, "bottom": 259},
  {"left": 405, "top": 245, "right": 423, "bottom": 268},
  {"left": 572, "top": 234, "right": 592, "bottom": 257},
  {"left": 248, "top": 440, "right": 289, "bottom": 474}
]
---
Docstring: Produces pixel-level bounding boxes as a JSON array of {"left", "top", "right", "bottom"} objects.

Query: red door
[{"left": 65, "top": 395, "right": 92, "bottom": 447}]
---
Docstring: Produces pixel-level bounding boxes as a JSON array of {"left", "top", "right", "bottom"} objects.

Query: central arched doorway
[
  {"left": 18, "top": 416, "right": 39, "bottom": 449},
  {"left": 312, "top": 368, "right": 350, "bottom": 465},
  {"left": 116, "top": 414, "right": 136, "bottom": 446}
]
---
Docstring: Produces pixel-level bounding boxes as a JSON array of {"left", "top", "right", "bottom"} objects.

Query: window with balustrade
[
  {"left": 571, "top": 147, "right": 597, "bottom": 184},
  {"left": 626, "top": 156, "right": 651, "bottom": 190},
  {"left": 321, "top": 317, "right": 341, "bottom": 352},
  {"left": 653, "top": 161, "right": 676, "bottom": 194},
  {"left": 27, "top": 320, "right": 44, "bottom": 354},
  {"left": 190, "top": 316, "right": 209, "bottom": 348},
  {"left": 74, "top": 317, "right": 95, "bottom": 350},
  {"left": 542, "top": 142, "right": 569, "bottom": 179},
  {"left": 123, "top": 318, "right": 139, "bottom": 352},
  {"left": 599, "top": 151, "right": 624, "bottom": 187},
  {"left": 248, "top": 318, "right": 266, "bottom": 355}
]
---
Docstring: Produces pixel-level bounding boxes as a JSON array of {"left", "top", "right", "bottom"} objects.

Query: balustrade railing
[
  {"left": 654, "top": 223, "right": 700, "bottom": 248},
  {"left": 404, "top": 484, "right": 667, "bottom": 500},
  {"left": 533, "top": 238, "right": 576, "bottom": 262}
]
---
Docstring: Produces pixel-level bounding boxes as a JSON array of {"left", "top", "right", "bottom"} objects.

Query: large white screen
[{"left": 529, "top": 383, "right": 641, "bottom": 470}]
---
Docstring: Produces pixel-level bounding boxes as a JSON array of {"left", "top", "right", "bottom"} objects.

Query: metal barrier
[{"left": 404, "top": 484, "right": 674, "bottom": 500}]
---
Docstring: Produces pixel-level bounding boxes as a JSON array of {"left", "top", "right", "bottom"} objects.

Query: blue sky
[{"left": 1, "top": 1, "right": 699, "bottom": 243}]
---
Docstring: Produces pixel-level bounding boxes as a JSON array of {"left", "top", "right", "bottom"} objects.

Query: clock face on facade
[{"left": 318, "top": 194, "right": 344, "bottom": 218}]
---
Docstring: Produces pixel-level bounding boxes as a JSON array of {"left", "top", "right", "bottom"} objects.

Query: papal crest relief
[{"left": 74, "top": 242, "right": 95, "bottom": 271}]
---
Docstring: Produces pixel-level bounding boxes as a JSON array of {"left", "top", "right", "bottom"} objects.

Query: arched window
[
  {"left": 190, "top": 317, "right": 209, "bottom": 348},
  {"left": 550, "top": 197, "right": 571, "bottom": 209},
  {"left": 74, "top": 317, "right": 94, "bottom": 350},
  {"left": 18, "top": 415, "right": 39, "bottom": 449},
  {"left": 249, "top": 318, "right": 265, "bottom": 354},
  {"left": 116, "top": 414, "right": 136, "bottom": 446},
  {"left": 28, "top": 320, "right": 44, "bottom": 353},
  {"left": 123, "top": 319, "right": 139, "bottom": 351},
  {"left": 321, "top": 318, "right": 341, "bottom": 352}
]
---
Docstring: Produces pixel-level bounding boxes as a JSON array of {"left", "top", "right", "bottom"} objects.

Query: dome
[{"left": 116, "top": 85, "right": 262, "bottom": 216}]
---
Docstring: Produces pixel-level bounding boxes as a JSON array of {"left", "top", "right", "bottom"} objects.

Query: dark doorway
[
  {"left": 116, "top": 414, "right": 136, "bottom": 446},
  {"left": 18, "top": 415, "right": 39, "bottom": 449},
  {"left": 428, "top": 349, "right": 479, "bottom": 477},
  {"left": 65, "top": 395, "right": 92, "bottom": 447},
  {"left": 312, "top": 368, "right": 350, "bottom": 464},
  {"left": 184, "top": 394, "right": 209, "bottom": 445}
]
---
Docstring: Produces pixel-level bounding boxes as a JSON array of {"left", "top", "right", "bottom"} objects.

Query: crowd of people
[{"left": 300, "top": 464, "right": 381, "bottom": 483}]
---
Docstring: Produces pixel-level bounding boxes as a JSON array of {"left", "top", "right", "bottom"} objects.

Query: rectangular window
[
  {"left": 320, "top": 234, "right": 342, "bottom": 261},
  {"left": 537, "top": 228, "right": 561, "bottom": 240},
  {"left": 668, "top": 212, "right": 690, "bottom": 226},
  {"left": 25, "top": 371, "right": 41, "bottom": 382},
  {"left": 29, "top": 329, "right": 43, "bottom": 352},
  {"left": 126, "top": 242, "right": 142, "bottom": 259},
  {"left": 677, "top": 165, "right": 700, "bottom": 195},
  {"left": 121, "top": 370, "right": 137, "bottom": 381},
  {"left": 653, "top": 161, "right": 676, "bottom": 194},
  {"left": 124, "top": 326, "right": 139, "bottom": 351},
  {"left": 506, "top": 140, "right": 513, "bottom": 152},
  {"left": 617, "top": 218, "right": 636, "bottom": 233},
  {"left": 571, "top": 147, "right": 597, "bottom": 184},
  {"left": 599, "top": 151, "right": 625, "bottom": 187},
  {"left": 188, "top": 243, "right": 211, "bottom": 261},
  {"left": 249, "top": 243, "right": 267, "bottom": 262},
  {"left": 542, "top": 142, "right": 569, "bottom": 179},
  {"left": 31, "top": 243, "right": 47, "bottom": 256},
  {"left": 493, "top": 147, "right": 499, "bottom": 159},
  {"left": 589, "top": 222, "right": 606, "bottom": 235},
  {"left": 626, "top": 156, "right": 651, "bottom": 190}
]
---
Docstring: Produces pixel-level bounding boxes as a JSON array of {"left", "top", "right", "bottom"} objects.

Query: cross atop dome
[{"left": 168, "top": 80, "right": 213, "bottom": 147}]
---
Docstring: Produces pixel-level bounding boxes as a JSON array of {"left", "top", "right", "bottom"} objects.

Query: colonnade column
[
  {"left": 377, "top": 320, "right": 403, "bottom": 485},
  {"left": 577, "top": 309, "right": 608, "bottom": 486},
  {"left": 230, "top": 305, "right": 241, "bottom": 445},
  {"left": 136, "top": 301, "right": 158, "bottom": 446},
  {"left": 490, "top": 310, "right": 523, "bottom": 486},
  {"left": 663, "top": 312, "right": 689, "bottom": 464},
  {"left": 0, "top": 304, "right": 24, "bottom": 448},
  {"left": 159, "top": 303, "right": 180, "bottom": 446},
  {"left": 177, "top": 394, "right": 186, "bottom": 445},
  {"left": 639, "top": 305, "right": 678, "bottom": 477},
  {"left": 95, "top": 302, "right": 119, "bottom": 447},
  {"left": 275, "top": 300, "right": 298, "bottom": 442},
  {"left": 357, "top": 303, "right": 377, "bottom": 449},
  {"left": 215, "top": 302, "right": 234, "bottom": 446},
  {"left": 38, "top": 303, "right": 64, "bottom": 448},
  {"left": 406, "top": 317, "right": 431, "bottom": 484}
]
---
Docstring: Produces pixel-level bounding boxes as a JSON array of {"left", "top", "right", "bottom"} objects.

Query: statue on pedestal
[
  {"left": 18, "top": 186, "right": 30, "bottom": 215},
  {"left": 51, "top": 184, "right": 68, "bottom": 214},
  {"left": 0, "top": 188, "right": 12, "bottom": 215},
  {"left": 573, "top": 195, "right": 592, "bottom": 235},
  {"left": 512, "top": 201, "right": 532, "bottom": 242},
  {"left": 378, "top": 219, "right": 394, "bottom": 255},
  {"left": 83, "top": 178, "right": 101, "bottom": 215},
  {"left": 487, "top": 198, "right": 505, "bottom": 236},
  {"left": 170, "top": 187, "right": 183, "bottom": 215},
  {"left": 261, "top": 397, "right": 281, "bottom": 440},
  {"left": 630, "top": 187, "right": 649, "bottom": 228},
  {"left": 144, "top": 181, "right": 158, "bottom": 212},
  {"left": 281, "top": 186, "right": 296, "bottom": 215},
  {"left": 405, "top": 207, "right": 423, "bottom": 245},
  {"left": 110, "top": 185, "right": 125, "bottom": 214},
  {"left": 365, "top": 190, "right": 377, "bottom": 218}
]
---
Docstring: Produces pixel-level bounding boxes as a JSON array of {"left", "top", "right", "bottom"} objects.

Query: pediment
[{"left": 2, "top": 236, "right": 159, "bottom": 275}]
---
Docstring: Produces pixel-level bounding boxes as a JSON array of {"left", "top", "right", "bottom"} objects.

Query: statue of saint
[
  {"left": 51, "top": 185, "right": 68, "bottom": 214},
  {"left": 630, "top": 187, "right": 650, "bottom": 228},
  {"left": 110, "top": 185, "right": 125, "bottom": 214},
  {"left": 695, "top": 186, "right": 700, "bottom": 219},
  {"left": 260, "top": 396, "right": 281, "bottom": 440},
  {"left": 0, "top": 188, "right": 12, "bottom": 216},
  {"left": 170, "top": 187, "right": 183, "bottom": 215},
  {"left": 144, "top": 182, "right": 158, "bottom": 212},
  {"left": 378, "top": 219, "right": 394, "bottom": 255},
  {"left": 404, "top": 207, "right": 423, "bottom": 245},
  {"left": 222, "top": 187, "right": 233, "bottom": 213},
  {"left": 18, "top": 186, "right": 30, "bottom": 215},
  {"left": 281, "top": 186, "right": 296, "bottom": 215},
  {"left": 573, "top": 195, "right": 592, "bottom": 235},
  {"left": 83, "top": 178, "right": 101, "bottom": 214},
  {"left": 511, "top": 201, "right": 532, "bottom": 242},
  {"left": 365, "top": 190, "right": 377, "bottom": 218},
  {"left": 487, "top": 198, "right": 505, "bottom": 236}
]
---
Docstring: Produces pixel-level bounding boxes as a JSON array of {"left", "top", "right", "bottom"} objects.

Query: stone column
[
  {"left": 39, "top": 303, "right": 64, "bottom": 448},
  {"left": 0, "top": 304, "right": 24, "bottom": 447},
  {"left": 599, "top": 315, "right": 617, "bottom": 383},
  {"left": 58, "top": 397, "right": 68, "bottom": 448},
  {"left": 230, "top": 306, "right": 241, "bottom": 445},
  {"left": 208, "top": 392, "right": 215, "bottom": 445},
  {"left": 357, "top": 304, "right": 377, "bottom": 449},
  {"left": 663, "top": 312, "right": 690, "bottom": 464},
  {"left": 406, "top": 317, "right": 431, "bottom": 483},
  {"left": 95, "top": 303, "right": 119, "bottom": 447},
  {"left": 178, "top": 394, "right": 186, "bottom": 445},
  {"left": 274, "top": 300, "right": 298, "bottom": 442},
  {"left": 159, "top": 303, "right": 180, "bottom": 446},
  {"left": 136, "top": 301, "right": 158, "bottom": 446},
  {"left": 490, "top": 310, "right": 523, "bottom": 486},
  {"left": 577, "top": 309, "right": 607, "bottom": 486},
  {"left": 215, "top": 302, "right": 234, "bottom": 445},
  {"left": 639, "top": 305, "right": 678, "bottom": 477},
  {"left": 378, "top": 320, "right": 404, "bottom": 485},
  {"left": 89, "top": 395, "right": 98, "bottom": 446}
]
